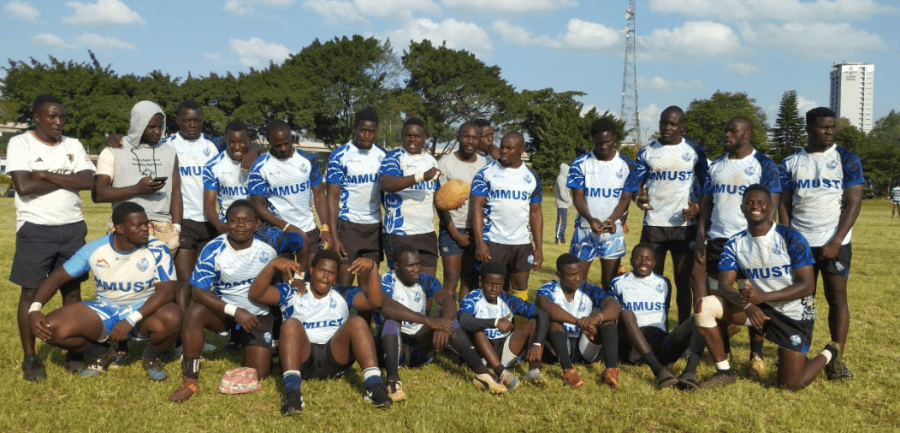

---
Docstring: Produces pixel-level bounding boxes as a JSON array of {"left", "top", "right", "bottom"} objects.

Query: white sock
[
  {"left": 715, "top": 360, "right": 731, "bottom": 371},
  {"left": 362, "top": 367, "right": 381, "bottom": 381}
]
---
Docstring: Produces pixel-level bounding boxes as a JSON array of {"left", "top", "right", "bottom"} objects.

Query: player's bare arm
[
  {"left": 529, "top": 202, "right": 543, "bottom": 269},
  {"left": 380, "top": 167, "right": 440, "bottom": 193}
]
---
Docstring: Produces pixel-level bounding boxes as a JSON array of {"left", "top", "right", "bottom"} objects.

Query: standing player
[
  {"left": 28, "top": 202, "right": 182, "bottom": 381},
  {"left": 436, "top": 121, "right": 487, "bottom": 302},
  {"left": 535, "top": 254, "right": 622, "bottom": 389},
  {"left": 249, "top": 251, "right": 392, "bottom": 414},
  {"left": 326, "top": 107, "right": 387, "bottom": 286},
  {"left": 567, "top": 118, "right": 638, "bottom": 289},
  {"left": 459, "top": 262, "right": 550, "bottom": 389},
  {"left": 779, "top": 107, "right": 864, "bottom": 380},
  {"left": 8, "top": 94, "right": 95, "bottom": 380},
  {"left": 202, "top": 120, "right": 254, "bottom": 235},
  {"left": 380, "top": 118, "right": 440, "bottom": 275},
  {"left": 471, "top": 132, "right": 543, "bottom": 300},
  {"left": 619, "top": 106, "right": 708, "bottom": 324},
  {"left": 472, "top": 118, "right": 499, "bottom": 162},
  {"left": 891, "top": 182, "right": 900, "bottom": 218},
  {"left": 169, "top": 201, "right": 276, "bottom": 402},
  {"left": 553, "top": 163, "right": 572, "bottom": 245}
]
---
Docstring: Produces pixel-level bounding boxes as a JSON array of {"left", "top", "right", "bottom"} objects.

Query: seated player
[
  {"left": 249, "top": 250, "right": 391, "bottom": 415},
  {"left": 28, "top": 202, "right": 182, "bottom": 380},
  {"left": 458, "top": 262, "right": 549, "bottom": 390},
  {"left": 376, "top": 245, "right": 507, "bottom": 401},
  {"left": 611, "top": 243, "right": 697, "bottom": 388},
  {"left": 169, "top": 200, "right": 277, "bottom": 402},
  {"left": 536, "top": 253, "right": 622, "bottom": 389},
  {"left": 678, "top": 185, "right": 836, "bottom": 390}
]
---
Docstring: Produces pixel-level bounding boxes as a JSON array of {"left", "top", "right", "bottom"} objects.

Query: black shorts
[
  {"left": 384, "top": 232, "right": 438, "bottom": 268},
  {"left": 305, "top": 227, "right": 323, "bottom": 252},
  {"left": 486, "top": 242, "right": 534, "bottom": 273},
  {"left": 226, "top": 314, "right": 275, "bottom": 349},
  {"left": 438, "top": 225, "right": 475, "bottom": 257},
  {"left": 705, "top": 238, "right": 728, "bottom": 276},
  {"left": 301, "top": 342, "right": 353, "bottom": 380},
  {"left": 757, "top": 303, "right": 814, "bottom": 354},
  {"left": 640, "top": 225, "right": 697, "bottom": 255},
  {"left": 336, "top": 220, "right": 382, "bottom": 262},
  {"left": 810, "top": 243, "right": 852, "bottom": 278},
  {"left": 377, "top": 331, "right": 433, "bottom": 368},
  {"left": 619, "top": 326, "right": 668, "bottom": 365},
  {"left": 179, "top": 219, "right": 217, "bottom": 251},
  {"left": 10, "top": 221, "right": 88, "bottom": 288}
]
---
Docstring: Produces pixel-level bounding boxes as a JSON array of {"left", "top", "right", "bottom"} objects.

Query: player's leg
[
  {"left": 458, "top": 250, "right": 477, "bottom": 302},
  {"left": 330, "top": 316, "right": 391, "bottom": 407},
  {"left": 598, "top": 257, "right": 620, "bottom": 291},
  {"left": 671, "top": 250, "right": 694, "bottom": 325},
  {"left": 138, "top": 303, "right": 182, "bottom": 381},
  {"left": 446, "top": 323, "right": 506, "bottom": 393},
  {"left": 241, "top": 314, "right": 274, "bottom": 380},
  {"left": 692, "top": 296, "right": 749, "bottom": 388},
  {"left": 17, "top": 287, "right": 41, "bottom": 379},
  {"left": 440, "top": 251, "right": 463, "bottom": 302},
  {"left": 617, "top": 311, "right": 677, "bottom": 387},
  {"left": 822, "top": 272, "right": 851, "bottom": 379},
  {"left": 174, "top": 250, "right": 197, "bottom": 311},
  {"left": 507, "top": 317, "right": 546, "bottom": 385},
  {"left": 776, "top": 346, "right": 833, "bottom": 391},
  {"left": 39, "top": 303, "right": 106, "bottom": 352},
  {"left": 169, "top": 303, "right": 226, "bottom": 401},
  {"left": 379, "top": 319, "right": 403, "bottom": 396},
  {"left": 418, "top": 233, "right": 439, "bottom": 277},
  {"left": 545, "top": 322, "right": 584, "bottom": 389},
  {"left": 508, "top": 271, "right": 530, "bottom": 300},
  {"left": 279, "top": 318, "right": 311, "bottom": 415}
]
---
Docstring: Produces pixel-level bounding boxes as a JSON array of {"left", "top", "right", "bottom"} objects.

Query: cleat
[
  {"left": 825, "top": 359, "right": 853, "bottom": 381},
  {"left": 387, "top": 380, "right": 407, "bottom": 402},
  {"left": 499, "top": 370, "right": 520, "bottom": 391},
  {"left": 80, "top": 348, "right": 115, "bottom": 378},
  {"left": 64, "top": 352, "right": 85, "bottom": 374},
  {"left": 109, "top": 351, "right": 129, "bottom": 369},
  {"left": 676, "top": 373, "right": 700, "bottom": 390},
  {"left": 562, "top": 368, "right": 586, "bottom": 389},
  {"left": 473, "top": 373, "right": 507, "bottom": 394},
  {"left": 656, "top": 370, "right": 679, "bottom": 389},
  {"left": 524, "top": 369, "right": 547, "bottom": 387},
  {"left": 281, "top": 390, "right": 304, "bottom": 415},
  {"left": 700, "top": 371, "right": 736, "bottom": 389},
  {"left": 143, "top": 357, "right": 168, "bottom": 381},
  {"left": 364, "top": 383, "right": 392, "bottom": 409},
  {"left": 22, "top": 356, "right": 47, "bottom": 382},
  {"left": 747, "top": 354, "right": 765, "bottom": 379},
  {"left": 169, "top": 377, "right": 200, "bottom": 402},
  {"left": 601, "top": 367, "right": 620, "bottom": 388}
]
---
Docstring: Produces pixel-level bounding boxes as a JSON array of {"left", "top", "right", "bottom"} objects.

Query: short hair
[
  {"left": 355, "top": 106, "right": 379, "bottom": 126},
  {"left": 480, "top": 261, "right": 507, "bottom": 279},
  {"left": 805, "top": 107, "right": 836, "bottom": 130},
  {"left": 501, "top": 131, "right": 524, "bottom": 146},
  {"left": 632, "top": 242, "right": 654, "bottom": 255},
  {"left": 311, "top": 249, "right": 343, "bottom": 269},
  {"left": 225, "top": 199, "right": 257, "bottom": 220},
  {"left": 32, "top": 94, "right": 62, "bottom": 114},
  {"left": 177, "top": 99, "right": 203, "bottom": 116},
  {"left": 458, "top": 121, "right": 479, "bottom": 136},
  {"left": 472, "top": 119, "right": 491, "bottom": 128},
  {"left": 402, "top": 117, "right": 426, "bottom": 131},
  {"left": 112, "top": 201, "right": 145, "bottom": 225},
  {"left": 266, "top": 119, "right": 290, "bottom": 139},
  {"left": 661, "top": 105, "right": 685, "bottom": 119},
  {"left": 590, "top": 118, "right": 618, "bottom": 138},
  {"left": 225, "top": 120, "right": 248, "bottom": 134},
  {"left": 743, "top": 183, "right": 771, "bottom": 200},
  {"left": 394, "top": 244, "right": 419, "bottom": 261},
  {"left": 556, "top": 253, "right": 581, "bottom": 270}
]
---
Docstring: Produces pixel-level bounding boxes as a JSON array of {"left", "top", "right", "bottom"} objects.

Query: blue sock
[
  {"left": 283, "top": 370, "right": 302, "bottom": 392},
  {"left": 363, "top": 367, "right": 383, "bottom": 390}
]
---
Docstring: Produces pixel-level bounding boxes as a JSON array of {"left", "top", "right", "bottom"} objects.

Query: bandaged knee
[{"left": 696, "top": 296, "right": 724, "bottom": 328}]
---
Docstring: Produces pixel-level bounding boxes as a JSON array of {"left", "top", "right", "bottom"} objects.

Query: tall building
[{"left": 829, "top": 62, "right": 874, "bottom": 133}]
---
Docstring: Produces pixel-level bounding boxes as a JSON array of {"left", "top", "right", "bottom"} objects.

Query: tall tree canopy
[
  {"left": 683, "top": 91, "right": 769, "bottom": 159},
  {"left": 770, "top": 90, "right": 806, "bottom": 162}
]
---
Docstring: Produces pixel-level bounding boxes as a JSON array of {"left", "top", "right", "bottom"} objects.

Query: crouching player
[
  {"left": 28, "top": 202, "right": 181, "bottom": 380},
  {"left": 249, "top": 250, "right": 391, "bottom": 415},
  {"left": 611, "top": 243, "right": 697, "bottom": 388},
  {"left": 377, "top": 245, "right": 507, "bottom": 401},
  {"left": 536, "top": 253, "right": 621, "bottom": 389},
  {"left": 683, "top": 185, "right": 836, "bottom": 390},
  {"left": 169, "top": 200, "right": 277, "bottom": 402},
  {"left": 459, "top": 262, "right": 549, "bottom": 390}
]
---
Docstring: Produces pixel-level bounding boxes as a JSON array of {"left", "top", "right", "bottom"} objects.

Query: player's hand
[
  {"left": 240, "top": 152, "right": 256, "bottom": 172},
  {"left": 432, "top": 329, "right": 450, "bottom": 350},
  {"left": 348, "top": 257, "right": 376, "bottom": 275},
  {"left": 740, "top": 281, "right": 766, "bottom": 305},
  {"left": 496, "top": 315, "right": 514, "bottom": 333},
  {"left": 423, "top": 168, "right": 441, "bottom": 181},
  {"left": 819, "top": 240, "right": 841, "bottom": 260},
  {"left": 135, "top": 176, "right": 165, "bottom": 194},
  {"left": 745, "top": 305, "right": 769, "bottom": 330},
  {"left": 622, "top": 221, "right": 630, "bottom": 234},
  {"left": 682, "top": 202, "right": 700, "bottom": 221},
  {"left": 589, "top": 218, "right": 604, "bottom": 234},
  {"left": 531, "top": 248, "right": 543, "bottom": 270},
  {"left": 109, "top": 320, "right": 134, "bottom": 343},
  {"left": 28, "top": 312, "right": 52, "bottom": 341},
  {"left": 525, "top": 343, "right": 543, "bottom": 363},
  {"left": 332, "top": 237, "right": 348, "bottom": 258},
  {"left": 273, "top": 257, "right": 304, "bottom": 276},
  {"left": 694, "top": 239, "right": 707, "bottom": 266},
  {"left": 636, "top": 189, "right": 653, "bottom": 210},
  {"left": 234, "top": 308, "right": 260, "bottom": 332},
  {"left": 577, "top": 315, "right": 602, "bottom": 333},
  {"left": 428, "top": 317, "right": 453, "bottom": 334},
  {"left": 320, "top": 230, "right": 335, "bottom": 250},
  {"left": 106, "top": 133, "right": 123, "bottom": 149},
  {"left": 450, "top": 228, "right": 470, "bottom": 248},
  {"left": 475, "top": 242, "right": 491, "bottom": 262},
  {"left": 600, "top": 218, "right": 617, "bottom": 234}
]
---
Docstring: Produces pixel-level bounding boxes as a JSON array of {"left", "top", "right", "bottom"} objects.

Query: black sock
[
  {"left": 600, "top": 324, "right": 619, "bottom": 368},
  {"left": 143, "top": 345, "right": 162, "bottom": 360},
  {"left": 643, "top": 351, "right": 665, "bottom": 376},
  {"left": 183, "top": 356, "right": 201, "bottom": 379},
  {"left": 493, "top": 365, "right": 506, "bottom": 377},
  {"left": 65, "top": 352, "right": 84, "bottom": 362},
  {"left": 380, "top": 328, "right": 401, "bottom": 382},
  {"left": 528, "top": 359, "right": 542, "bottom": 370},
  {"left": 750, "top": 336, "right": 763, "bottom": 358},
  {"left": 448, "top": 330, "right": 490, "bottom": 375},
  {"left": 84, "top": 342, "right": 110, "bottom": 358},
  {"left": 682, "top": 331, "right": 705, "bottom": 376},
  {"left": 548, "top": 330, "right": 573, "bottom": 370}
]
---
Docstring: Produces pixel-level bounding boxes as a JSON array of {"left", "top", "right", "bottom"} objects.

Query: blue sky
[{"left": 1, "top": 0, "right": 897, "bottom": 142}]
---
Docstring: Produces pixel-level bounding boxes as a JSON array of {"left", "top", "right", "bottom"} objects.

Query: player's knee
[
  {"left": 620, "top": 310, "right": 637, "bottom": 326},
  {"left": 346, "top": 315, "right": 368, "bottom": 332},
  {"left": 696, "top": 296, "right": 724, "bottom": 328}
]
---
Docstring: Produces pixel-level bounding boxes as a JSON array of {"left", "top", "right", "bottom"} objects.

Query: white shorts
[
  {"left": 569, "top": 224, "right": 626, "bottom": 261},
  {"left": 83, "top": 299, "right": 146, "bottom": 342}
]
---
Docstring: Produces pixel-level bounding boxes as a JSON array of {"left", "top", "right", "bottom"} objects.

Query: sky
[{"left": 1, "top": 0, "right": 898, "bottom": 142}]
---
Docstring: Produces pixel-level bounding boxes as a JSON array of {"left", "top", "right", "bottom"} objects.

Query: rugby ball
[{"left": 435, "top": 179, "right": 470, "bottom": 211}]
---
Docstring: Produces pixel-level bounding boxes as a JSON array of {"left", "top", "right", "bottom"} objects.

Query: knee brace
[{"left": 696, "top": 296, "right": 724, "bottom": 328}]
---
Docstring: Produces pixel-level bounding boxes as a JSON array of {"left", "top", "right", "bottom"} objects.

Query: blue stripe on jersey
[
  {"left": 627, "top": 139, "right": 708, "bottom": 227},
  {"left": 566, "top": 152, "right": 636, "bottom": 228},
  {"left": 471, "top": 162, "right": 542, "bottom": 244},
  {"left": 380, "top": 148, "right": 438, "bottom": 235}
]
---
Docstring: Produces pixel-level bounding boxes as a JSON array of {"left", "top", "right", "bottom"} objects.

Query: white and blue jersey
[
  {"left": 460, "top": 289, "right": 538, "bottom": 340},
  {"left": 326, "top": 142, "right": 386, "bottom": 225},
  {"left": 249, "top": 149, "right": 323, "bottom": 232},
  {"left": 609, "top": 272, "right": 671, "bottom": 332},
  {"left": 567, "top": 151, "right": 637, "bottom": 230},
  {"left": 203, "top": 151, "right": 250, "bottom": 222},
  {"left": 704, "top": 150, "right": 781, "bottom": 240},
  {"left": 374, "top": 271, "right": 442, "bottom": 335},
  {"left": 779, "top": 145, "right": 864, "bottom": 247},
  {"left": 892, "top": 187, "right": 900, "bottom": 204},
  {"left": 719, "top": 224, "right": 816, "bottom": 321},
  {"left": 189, "top": 235, "right": 275, "bottom": 316},
  {"left": 164, "top": 133, "right": 223, "bottom": 222},
  {"left": 380, "top": 148, "right": 439, "bottom": 235},
  {"left": 276, "top": 282, "right": 362, "bottom": 345},
  {"left": 471, "top": 162, "right": 542, "bottom": 245},
  {"left": 626, "top": 139, "right": 708, "bottom": 227},
  {"left": 64, "top": 234, "right": 175, "bottom": 305},
  {"left": 536, "top": 280, "right": 610, "bottom": 338}
]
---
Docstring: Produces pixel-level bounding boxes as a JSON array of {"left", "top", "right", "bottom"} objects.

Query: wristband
[
  {"left": 28, "top": 302, "right": 43, "bottom": 313},
  {"left": 321, "top": 224, "right": 330, "bottom": 232},
  {"left": 125, "top": 310, "right": 143, "bottom": 326},
  {"left": 173, "top": 223, "right": 182, "bottom": 232},
  {"left": 743, "top": 303, "right": 751, "bottom": 310},
  {"left": 414, "top": 172, "right": 425, "bottom": 183},
  {"left": 493, "top": 318, "right": 499, "bottom": 327},
  {"left": 224, "top": 304, "right": 238, "bottom": 316},
  {"left": 532, "top": 342, "right": 542, "bottom": 346},
  {"left": 283, "top": 222, "right": 292, "bottom": 231}
]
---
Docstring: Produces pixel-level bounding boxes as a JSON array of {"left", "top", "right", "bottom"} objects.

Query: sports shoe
[
  {"left": 364, "top": 383, "right": 393, "bottom": 409},
  {"left": 143, "top": 357, "right": 168, "bottom": 381},
  {"left": 524, "top": 369, "right": 547, "bottom": 387},
  {"left": 22, "top": 356, "right": 46, "bottom": 382},
  {"left": 281, "top": 390, "right": 304, "bottom": 415},
  {"left": 825, "top": 358, "right": 853, "bottom": 381},
  {"left": 109, "top": 351, "right": 129, "bottom": 369},
  {"left": 700, "top": 371, "right": 736, "bottom": 389},
  {"left": 64, "top": 352, "right": 85, "bottom": 374},
  {"left": 169, "top": 377, "right": 199, "bottom": 402},
  {"left": 499, "top": 370, "right": 520, "bottom": 391},
  {"left": 601, "top": 367, "right": 620, "bottom": 388},
  {"left": 747, "top": 354, "right": 765, "bottom": 379},
  {"left": 656, "top": 370, "right": 679, "bottom": 389},
  {"left": 80, "top": 348, "right": 115, "bottom": 378},
  {"left": 473, "top": 373, "right": 507, "bottom": 394},
  {"left": 676, "top": 373, "right": 699, "bottom": 391},
  {"left": 387, "top": 380, "right": 407, "bottom": 402},
  {"left": 562, "top": 368, "right": 586, "bottom": 389}
]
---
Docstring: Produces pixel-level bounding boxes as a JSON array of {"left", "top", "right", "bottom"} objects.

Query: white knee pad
[
  {"left": 696, "top": 296, "right": 724, "bottom": 328},
  {"left": 500, "top": 336, "right": 519, "bottom": 367}
]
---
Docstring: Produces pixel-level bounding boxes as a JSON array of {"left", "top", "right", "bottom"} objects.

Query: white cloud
[
  {"left": 76, "top": 33, "right": 135, "bottom": 50},
  {"left": 638, "top": 21, "right": 741, "bottom": 61},
  {"left": 492, "top": 19, "right": 620, "bottom": 52},
  {"left": 4, "top": 1, "right": 39, "bottom": 22},
  {"left": 637, "top": 103, "right": 662, "bottom": 141},
  {"left": 386, "top": 18, "right": 493, "bottom": 57},
  {"left": 796, "top": 95, "right": 819, "bottom": 114},
  {"left": 648, "top": 0, "right": 899, "bottom": 22},
  {"left": 63, "top": 0, "right": 144, "bottom": 26},
  {"left": 204, "top": 52, "right": 222, "bottom": 61},
  {"left": 301, "top": 0, "right": 438, "bottom": 22},
  {"left": 726, "top": 62, "right": 761, "bottom": 76},
  {"left": 301, "top": 0, "right": 366, "bottom": 23},
  {"left": 744, "top": 22, "right": 889, "bottom": 57},
  {"left": 443, "top": 0, "right": 576, "bottom": 15},
  {"left": 224, "top": 0, "right": 295, "bottom": 16},
  {"left": 32, "top": 33, "right": 73, "bottom": 48},
  {"left": 229, "top": 37, "right": 292, "bottom": 67},
  {"left": 638, "top": 76, "right": 703, "bottom": 91}
]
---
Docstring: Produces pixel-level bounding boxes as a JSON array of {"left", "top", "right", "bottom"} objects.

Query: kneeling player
[
  {"left": 680, "top": 185, "right": 836, "bottom": 390},
  {"left": 377, "top": 245, "right": 507, "bottom": 400},
  {"left": 28, "top": 202, "right": 181, "bottom": 380},
  {"left": 459, "top": 262, "right": 549, "bottom": 390},
  {"left": 536, "top": 253, "right": 621, "bottom": 389},
  {"left": 249, "top": 250, "right": 391, "bottom": 415},
  {"left": 169, "top": 200, "right": 277, "bottom": 402}
]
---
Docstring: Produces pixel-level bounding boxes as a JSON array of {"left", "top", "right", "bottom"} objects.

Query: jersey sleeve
[
  {"left": 470, "top": 166, "right": 489, "bottom": 197},
  {"left": 379, "top": 150, "right": 403, "bottom": 177},
  {"left": 717, "top": 237, "right": 740, "bottom": 272},
  {"left": 624, "top": 148, "right": 648, "bottom": 192},
  {"left": 380, "top": 272, "right": 396, "bottom": 296},
  {"left": 62, "top": 235, "right": 109, "bottom": 279},
  {"left": 691, "top": 142, "right": 710, "bottom": 192},
  {"left": 779, "top": 156, "right": 796, "bottom": 193},
  {"left": 781, "top": 226, "right": 815, "bottom": 269},
  {"left": 529, "top": 169, "right": 543, "bottom": 204},
  {"left": 459, "top": 290, "right": 480, "bottom": 315},
  {"left": 189, "top": 241, "right": 221, "bottom": 290},
  {"left": 501, "top": 291, "right": 537, "bottom": 318},
  {"left": 325, "top": 148, "right": 346, "bottom": 185},
  {"left": 565, "top": 157, "right": 585, "bottom": 190},
  {"left": 302, "top": 150, "right": 323, "bottom": 187},
  {"left": 202, "top": 156, "right": 219, "bottom": 192},
  {"left": 584, "top": 283, "right": 610, "bottom": 308},
  {"left": 535, "top": 281, "right": 556, "bottom": 303},
  {"left": 5, "top": 136, "right": 30, "bottom": 173},
  {"left": 338, "top": 285, "right": 364, "bottom": 309},
  {"left": 210, "top": 136, "right": 227, "bottom": 153},
  {"left": 95, "top": 148, "right": 116, "bottom": 179},
  {"left": 755, "top": 154, "right": 782, "bottom": 194},
  {"left": 275, "top": 282, "right": 295, "bottom": 309},
  {"left": 248, "top": 156, "right": 268, "bottom": 197},
  {"left": 837, "top": 147, "right": 865, "bottom": 188},
  {"left": 147, "top": 240, "right": 175, "bottom": 282},
  {"left": 420, "top": 273, "right": 443, "bottom": 298}
]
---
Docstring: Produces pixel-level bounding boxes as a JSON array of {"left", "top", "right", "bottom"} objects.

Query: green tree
[
  {"left": 683, "top": 91, "right": 769, "bottom": 159},
  {"left": 770, "top": 90, "right": 806, "bottom": 162},
  {"left": 856, "top": 111, "right": 900, "bottom": 192}
]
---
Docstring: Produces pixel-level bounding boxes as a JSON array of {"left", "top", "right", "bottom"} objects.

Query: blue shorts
[
  {"left": 83, "top": 299, "right": 146, "bottom": 342},
  {"left": 438, "top": 225, "right": 474, "bottom": 257},
  {"left": 256, "top": 224, "right": 305, "bottom": 254},
  {"left": 569, "top": 224, "right": 626, "bottom": 261}
]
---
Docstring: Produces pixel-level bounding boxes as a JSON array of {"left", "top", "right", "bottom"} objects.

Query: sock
[
  {"left": 65, "top": 352, "right": 84, "bottom": 362},
  {"left": 715, "top": 360, "right": 731, "bottom": 372},
  {"left": 548, "top": 330, "right": 573, "bottom": 370},
  {"left": 362, "top": 367, "right": 383, "bottom": 390},
  {"left": 182, "top": 356, "right": 201, "bottom": 379},
  {"left": 643, "top": 351, "right": 665, "bottom": 376},
  {"left": 142, "top": 345, "right": 162, "bottom": 360},
  {"left": 821, "top": 344, "right": 837, "bottom": 364},
  {"left": 448, "top": 329, "right": 490, "bottom": 375},
  {"left": 682, "top": 331, "right": 705, "bottom": 375},
  {"left": 283, "top": 370, "right": 302, "bottom": 392},
  {"left": 528, "top": 359, "right": 542, "bottom": 370},
  {"left": 84, "top": 342, "right": 110, "bottom": 358},
  {"left": 600, "top": 324, "right": 619, "bottom": 368},
  {"left": 380, "top": 320, "right": 401, "bottom": 382},
  {"left": 750, "top": 337, "right": 764, "bottom": 358},
  {"left": 493, "top": 365, "right": 506, "bottom": 377}
]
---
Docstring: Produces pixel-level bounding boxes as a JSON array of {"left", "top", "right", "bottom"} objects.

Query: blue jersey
[
  {"left": 567, "top": 151, "right": 637, "bottom": 230},
  {"left": 326, "top": 142, "right": 386, "bottom": 225},
  {"left": 609, "top": 272, "right": 671, "bottom": 332},
  {"left": 626, "top": 139, "right": 708, "bottom": 227},
  {"left": 460, "top": 289, "right": 539, "bottom": 340},
  {"left": 536, "top": 280, "right": 610, "bottom": 338},
  {"left": 190, "top": 235, "right": 275, "bottom": 316},
  {"left": 380, "top": 148, "right": 439, "bottom": 235},
  {"left": 164, "top": 133, "right": 223, "bottom": 222},
  {"left": 203, "top": 151, "right": 250, "bottom": 222},
  {"left": 471, "top": 161, "right": 542, "bottom": 245},
  {"left": 704, "top": 150, "right": 781, "bottom": 240},
  {"left": 249, "top": 149, "right": 323, "bottom": 232},
  {"left": 276, "top": 282, "right": 362, "bottom": 345},
  {"left": 374, "top": 271, "right": 442, "bottom": 335}
]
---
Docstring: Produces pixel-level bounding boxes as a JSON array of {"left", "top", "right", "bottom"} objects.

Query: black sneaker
[
  {"left": 22, "top": 356, "right": 46, "bottom": 382},
  {"left": 675, "top": 373, "right": 699, "bottom": 391},
  {"left": 365, "top": 383, "right": 392, "bottom": 409},
  {"left": 825, "top": 358, "right": 853, "bottom": 381},
  {"left": 80, "top": 348, "right": 115, "bottom": 378},
  {"left": 656, "top": 370, "right": 679, "bottom": 389},
  {"left": 699, "top": 371, "right": 737, "bottom": 389},
  {"left": 281, "top": 390, "right": 304, "bottom": 416}
]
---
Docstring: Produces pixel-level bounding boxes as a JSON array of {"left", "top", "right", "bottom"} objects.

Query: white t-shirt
[
  {"left": 704, "top": 150, "right": 781, "bottom": 240},
  {"left": 249, "top": 149, "right": 323, "bottom": 232},
  {"left": 203, "top": 151, "right": 250, "bottom": 222},
  {"left": 164, "top": 133, "right": 222, "bottom": 222},
  {"left": 627, "top": 139, "right": 708, "bottom": 227},
  {"left": 374, "top": 270, "right": 442, "bottom": 335},
  {"left": 536, "top": 280, "right": 611, "bottom": 338},
  {"left": 567, "top": 151, "right": 636, "bottom": 229},
  {"left": 276, "top": 282, "right": 362, "bottom": 345},
  {"left": 609, "top": 272, "right": 671, "bottom": 332},
  {"left": 190, "top": 235, "right": 275, "bottom": 316}
]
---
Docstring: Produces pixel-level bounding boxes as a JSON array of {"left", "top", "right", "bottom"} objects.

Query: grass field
[{"left": 1, "top": 193, "right": 899, "bottom": 432}]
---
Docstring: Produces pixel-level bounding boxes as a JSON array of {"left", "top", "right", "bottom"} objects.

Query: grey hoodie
[{"left": 555, "top": 162, "right": 572, "bottom": 208}]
